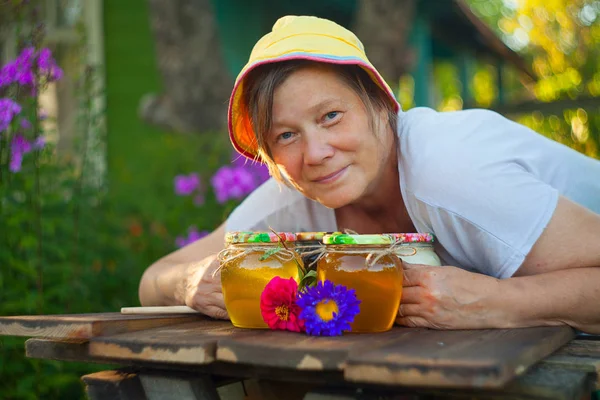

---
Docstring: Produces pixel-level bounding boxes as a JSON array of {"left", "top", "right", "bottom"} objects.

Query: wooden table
[{"left": 1, "top": 313, "right": 599, "bottom": 400}]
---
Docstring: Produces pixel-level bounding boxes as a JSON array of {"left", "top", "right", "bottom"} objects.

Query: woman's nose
[{"left": 303, "top": 129, "right": 334, "bottom": 165}]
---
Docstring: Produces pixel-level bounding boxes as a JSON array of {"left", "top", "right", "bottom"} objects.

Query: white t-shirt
[{"left": 226, "top": 107, "right": 600, "bottom": 278}]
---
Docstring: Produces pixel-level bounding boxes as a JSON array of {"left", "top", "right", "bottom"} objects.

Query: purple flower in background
[
  {"left": 0, "top": 62, "right": 17, "bottom": 87},
  {"left": 193, "top": 193, "right": 205, "bottom": 206},
  {"left": 175, "top": 226, "right": 209, "bottom": 248},
  {"left": 174, "top": 173, "right": 201, "bottom": 196},
  {"left": 10, "top": 134, "right": 45, "bottom": 173},
  {"left": 210, "top": 165, "right": 257, "bottom": 203},
  {"left": 231, "top": 153, "right": 270, "bottom": 184},
  {"left": 32, "top": 136, "right": 46, "bottom": 149},
  {"left": 14, "top": 47, "right": 35, "bottom": 86},
  {"left": 37, "top": 48, "right": 63, "bottom": 82},
  {"left": 0, "top": 47, "right": 63, "bottom": 88},
  {"left": 20, "top": 118, "right": 32, "bottom": 130},
  {"left": 0, "top": 98, "right": 22, "bottom": 132}
]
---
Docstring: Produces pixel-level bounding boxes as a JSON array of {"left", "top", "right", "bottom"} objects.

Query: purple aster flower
[
  {"left": 175, "top": 226, "right": 209, "bottom": 248},
  {"left": 0, "top": 98, "right": 22, "bottom": 132},
  {"left": 174, "top": 173, "right": 201, "bottom": 196},
  {"left": 297, "top": 280, "right": 361, "bottom": 336}
]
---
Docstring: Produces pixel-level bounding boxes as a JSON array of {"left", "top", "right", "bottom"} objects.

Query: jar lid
[
  {"left": 295, "top": 232, "right": 335, "bottom": 241},
  {"left": 322, "top": 233, "right": 434, "bottom": 245},
  {"left": 225, "top": 231, "right": 297, "bottom": 244}
]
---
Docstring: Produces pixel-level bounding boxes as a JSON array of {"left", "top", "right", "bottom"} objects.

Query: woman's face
[{"left": 267, "top": 65, "right": 393, "bottom": 209}]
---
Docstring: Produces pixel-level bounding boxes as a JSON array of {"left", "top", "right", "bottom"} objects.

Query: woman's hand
[
  {"left": 396, "top": 262, "right": 506, "bottom": 329},
  {"left": 179, "top": 255, "right": 229, "bottom": 320}
]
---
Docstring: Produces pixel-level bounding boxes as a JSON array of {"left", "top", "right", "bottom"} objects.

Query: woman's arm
[
  {"left": 397, "top": 196, "right": 600, "bottom": 333},
  {"left": 138, "top": 223, "right": 228, "bottom": 319}
]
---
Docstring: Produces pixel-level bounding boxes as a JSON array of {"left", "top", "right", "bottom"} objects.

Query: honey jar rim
[
  {"left": 294, "top": 231, "right": 340, "bottom": 241},
  {"left": 322, "top": 233, "right": 435, "bottom": 245},
  {"left": 225, "top": 231, "right": 297, "bottom": 244}
]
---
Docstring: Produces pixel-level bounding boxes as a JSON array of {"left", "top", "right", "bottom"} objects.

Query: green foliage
[
  {"left": 0, "top": 2, "right": 237, "bottom": 398},
  {"left": 466, "top": 0, "right": 600, "bottom": 159}
]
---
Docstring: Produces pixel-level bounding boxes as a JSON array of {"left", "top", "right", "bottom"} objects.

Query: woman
[{"left": 139, "top": 16, "right": 600, "bottom": 333}]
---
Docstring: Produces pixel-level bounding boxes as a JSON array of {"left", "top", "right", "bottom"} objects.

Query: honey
[
  {"left": 317, "top": 246, "right": 402, "bottom": 333},
  {"left": 220, "top": 232, "right": 302, "bottom": 329}
]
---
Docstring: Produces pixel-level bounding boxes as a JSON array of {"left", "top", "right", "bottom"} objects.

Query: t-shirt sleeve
[
  {"left": 410, "top": 182, "right": 558, "bottom": 278},
  {"left": 401, "top": 109, "right": 560, "bottom": 278}
]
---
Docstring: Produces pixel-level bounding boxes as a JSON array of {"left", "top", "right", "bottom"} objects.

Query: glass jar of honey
[
  {"left": 219, "top": 231, "right": 303, "bottom": 329},
  {"left": 387, "top": 233, "right": 441, "bottom": 266},
  {"left": 318, "top": 233, "right": 403, "bottom": 333}
]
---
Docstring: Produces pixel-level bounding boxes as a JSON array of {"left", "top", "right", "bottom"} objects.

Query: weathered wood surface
[
  {"left": 21, "top": 330, "right": 599, "bottom": 398},
  {"left": 0, "top": 313, "right": 201, "bottom": 339},
  {"left": 88, "top": 320, "right": 242, "bottom": 364},
  {"left": 24, "top": 337, "right": 347, "bottom": 386},
  {"left": 303, "top": 365, "right": 594, "bottom": 400},
  {"left": 409, "top": 365, "right": 594, "bottom": 400},
  {"left": 216, "top": 328, "right": 415, "bottom": 370},
  {"left": 542, "top": 339, "right": 600, "bottom": 390},
  {"left": 10, "top": 314, "right": 587, "bottom": 391},
  {"left": 343, "top": 326, "right": 575, "bottom": 388}
]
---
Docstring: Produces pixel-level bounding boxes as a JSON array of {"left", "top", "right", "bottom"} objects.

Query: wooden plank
[
  {"left": 407, "top": 364, "right": 595, "bottom": 400},
  {"left": 121, "top": 306, "right": 198, "bottom": 314},
  {"left": 343, "top": 326, "right": 575, "bottom": 389},
  {"left": 88, "top": 320, "right": 243, "bottom": 365},
  {"left": 0, "top": 313, "right": 202, "bottom": 339},
  {"left": 216, "top": 328, "right": 417, "bottom": 371},
  {"left": 24, "top": 337, "right": 348, "bottom": 386},
  {"left": 26, "top": 338, "right": 96, "bottom": 363},
  {"left": 542, "top": 339, "right": 600, "bottom": 390},
  {"left": 82, "top": 370, "right": 147, "bottom": 400}
]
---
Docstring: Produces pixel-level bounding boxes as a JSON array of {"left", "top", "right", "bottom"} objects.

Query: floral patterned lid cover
[
  {"left": 225, "top": 231, "right": 297, "bottom": 244},
  {"left": 322, "top": 233, "right": 435, "bottom": 245},
  {"left": 295, "top": 232, "right": 340, "bottom": 241}
]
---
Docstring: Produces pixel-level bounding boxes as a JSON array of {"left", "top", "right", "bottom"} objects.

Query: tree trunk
[
  {"left": 141, "top": 0, "right": 232, "bottom": 133},
  {"left": 353, "top": 0, "right": 417, "bottom": 90}
]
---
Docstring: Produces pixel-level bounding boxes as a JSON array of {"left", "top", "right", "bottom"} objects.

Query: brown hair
[{"left": 242, "top": 60, "right": 398, "bottom": 182}]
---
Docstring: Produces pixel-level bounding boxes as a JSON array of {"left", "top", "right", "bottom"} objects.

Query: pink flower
[{"left": 260, "top": 277, "right": 304, "bottom": 332}]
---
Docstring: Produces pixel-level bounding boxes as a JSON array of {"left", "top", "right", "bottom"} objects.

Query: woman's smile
[{"left": 311, "top": 166, "right": 349, "bottom": 184}]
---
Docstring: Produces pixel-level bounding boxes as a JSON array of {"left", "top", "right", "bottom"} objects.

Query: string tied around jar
[
  {"left": 300, "top": 239, "right": 417, "bottom": 269},
  {"left": 214, "top": 245, "right": 297, "bottom": 277}
]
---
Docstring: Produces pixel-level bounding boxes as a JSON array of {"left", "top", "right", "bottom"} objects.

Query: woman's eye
[
  {"left": 278, "top": 132, "right": 294, "bottom": 142},
  {"left": 325, "top": 111, "right": 339, "bottom": 121}
]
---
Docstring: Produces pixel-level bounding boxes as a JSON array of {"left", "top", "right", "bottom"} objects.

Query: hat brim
[{"left": 228, "top": 53, "right": 400, "bottom": 161}]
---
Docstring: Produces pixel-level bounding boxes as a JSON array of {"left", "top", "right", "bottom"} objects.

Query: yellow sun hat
[{"left": 228, "top": 15, "right": 400, "bottom": 160}]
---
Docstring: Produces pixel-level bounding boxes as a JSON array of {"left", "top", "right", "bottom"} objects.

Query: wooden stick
[{"left": 120, "top": 306, "right": 200, "bottom": 315}]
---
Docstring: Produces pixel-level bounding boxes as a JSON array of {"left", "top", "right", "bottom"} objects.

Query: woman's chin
[{"left": 312, "top": 189, "right": 359, "bottom": 210}]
